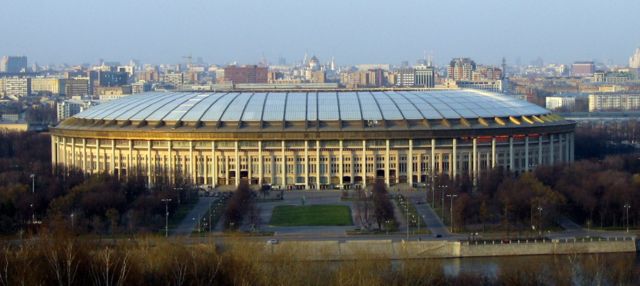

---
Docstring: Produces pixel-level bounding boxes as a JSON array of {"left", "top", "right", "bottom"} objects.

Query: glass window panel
[
  {"left": 181, "top": 93, "right": 228, "bottom": 121},
  {"left": 146, "top": 93, "right": 201, "bottom": 121},
  {"left": 373, "top": 92, "right": 403, "bottom": 120},
  {"left": 128, "top": 93, "right": 188, "bottom": 121},
  {"left": 317, "top": 92, "right": 340, "bottom": 120},
  {"left": 262, "top": 93, "right": 287, "bottom": 121},
  {"left": 357, "top": 92, "right": 383, "bottom": 120},
  {"left": 163, "top": 93, "right": 208, "bottom": 121},
  {"left": 285, "top": 93, "right": 308, "bottom": 121},
  {"left": 200, "top": 93, "right": 241, "bottom": 121},
  {"left": 391, "top": 92, "right": 422, "bottom": 119},
  {"left": 307, "top": 92, "right": 318, "bottom": 121},
  {"left": 338, "top": 92, "right": 362, "bottom": 120},
  {"left": 241, "top": 92, "right": 267, "bottom": 121},
  {"left": 220, "top": 93, "right": 253, "bottom": 121}
]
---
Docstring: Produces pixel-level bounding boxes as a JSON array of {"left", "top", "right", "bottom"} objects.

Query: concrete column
[
  {"left": 281, "top": 141, "right": 286, "bottom": 187},
  {"left": 538, "top": 136, "right": 543, "bottom": 166},
  {"left": 128, "top": 140, "right": 132, "bottom": 178},
  {"left": 258, "top": 141, "right": 262, "bottom": 186},
  {"left": 167, "top": 140, "right": 173, "bottom": 184},
  {"left": 452, "top": 138, "right": 457, "bottom": 178},
  {"left": 362, "top": 140, "right": 367, "bottom": 188},
  {"left": 385, "top": 139, "right": 390, "bottom": 186},
  {"left": 111, "top": 140, "right": 116, "bottom": 176},
  {"left": 525, "top": 136, "right": 530, "bottom": 171},
  {"left": 235, "top": 141, "right": 240, "bottom": 187},
  {"left": 204, "top": 150, "right": 209, "bottom": 187},
  {"left": 570, "top": 133, "right": 575, "bottom": 162},
  {"left": 93, "top": 138, "right": 97, "bottom": 173},
  {"left": 472, "top": 137, "right": 477, "bottom": 180},
  {"left": 549, "top": 134, "right": 555, "bottom": 165},
  {"left": 509, "top": 136, "right": 514, "bottom": 171},
  {"left": 316, "top": 140, "right": 321, "bottom": 188},
  {"left": 304, "top": 140, "right": 309, "bottom": 189},
  {"left": 430, "top": 138, "right": 436, "bottom": 176},
  {"left": 147, "top": 141, "right": 152, "bottom": 187},
  {"left": 558, "top": 134, "right": 564, "bottom": 163},
  {"left": 215, "top": 148, "right": 220, "bottom": 185},
  {"left": 82, "top": 139, "right": 87, "bottom": 173},
  {"left": 408, "top": 139, "right": 414, "bottom": 186},
  {"left": 417, "top": 153, "right": 422, "bottom": 183},
  {"left": 51, "top": 136, "right": 57, "bottom": 169},
  {"left": 190, "top": 141, "right": 196, "bottom": 184},
  {"left": 491, "top": 137, "right": 496, "bottom": 168},
  {"left": 248, "top": 155, "right": 252, "bottom": 185},
  {"left": 71, "top": 138, "right": 76, "bottom": 170},
  {"left": 339, "top": 140, "right": 344, "bottom": 188}
]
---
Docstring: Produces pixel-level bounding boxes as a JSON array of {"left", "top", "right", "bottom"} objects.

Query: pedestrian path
[{"left": 173, "top": 196, "right": 216, "bottom": 236}]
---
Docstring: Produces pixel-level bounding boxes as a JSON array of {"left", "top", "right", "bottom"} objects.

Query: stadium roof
[{"left": 74, "top": 90, "right": 550, "bottom": 123}]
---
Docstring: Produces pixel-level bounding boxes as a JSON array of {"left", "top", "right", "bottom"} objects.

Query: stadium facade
[{"left": 50, "top": 90, "right": 575, "bottom": 189}]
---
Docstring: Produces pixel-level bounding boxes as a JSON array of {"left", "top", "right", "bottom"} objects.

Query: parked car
[{"left": 266, "top": 239, "right": 279, "bottom": 245}]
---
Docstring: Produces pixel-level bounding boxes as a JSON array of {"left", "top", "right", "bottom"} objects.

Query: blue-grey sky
[{"left": 1, "top": 0, "right": 639, "bottom": 66}]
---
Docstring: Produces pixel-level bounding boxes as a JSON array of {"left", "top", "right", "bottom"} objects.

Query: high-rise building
[
  {"left": 0, "top": 56, "right": 27, "bottom": 73},
  {"left": 64, "top": 78, "right": 89, "bottom": 98},
  {"left": 629, "top": 48, "right": 640, "bottom": 68},
  {"left": 56, "top": 99, "right": 97, "bottom": 122},
  {"left": 447, "top": 58, "right": 476, "bottom": 81},
  {"left": 31, "top": 78, "right": 64, "bottom": 95},
  {"left": 163, "top": 73, "right": 184, "bottom": 87},
  {"left": 224, "top": 65, "right": 268, "bottom": 84},
  {"left": 588, "top": 93, "right": 640, "bottom": 112},
  {"left": 2, "top": 78, "right": 31, "bottom": 99},
  {"left": 396, "top": 68, "right": 415, "bottom": 87},
  {"left": 571, "top": 61, "right": 595, "bottom": 77},
  {"left": 414, "top": 65, "right": 435, "bottom": 88},
  {"left": 545, "top": 96, "right": 576, "bottom": 111}
]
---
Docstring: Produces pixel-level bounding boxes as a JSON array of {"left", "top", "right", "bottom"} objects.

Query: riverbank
[{"left": 255, "top": 236, "right": 636, "bottom": 261}]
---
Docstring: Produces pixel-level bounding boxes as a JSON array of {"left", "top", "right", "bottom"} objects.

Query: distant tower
[
  {"left": 501, "top": 57, "right": 507, "bottom": 79},
  {"left": 330, "top": 57, "right": 336, "bottom": 71}
]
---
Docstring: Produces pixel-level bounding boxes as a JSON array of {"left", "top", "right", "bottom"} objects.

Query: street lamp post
[
  {"left": 209, "top": 201, "right": 213, "bottom": 233},
  {"left": 173, "top": 187, "right": 184, "bottom": 205},
  {"left": 624, "top": 202, "right": 631, "bottom": 233},
  {"left": 440, "top": 184, "right": 447, "bottom": 219},
  {"left": 30, "top": 174, "right": 35, "bottom": 194},
  {"left": 446, "top": 194, "right": 458, "bottom": 232},
  {"left": 404, "top": 196, "right": 409, "bottom": 241},
  {"left": 161, "top": 198, "right": 172, "bottom": 237},
  {"left": 537, "top": 206, "right": 543, "bottom": 236}
]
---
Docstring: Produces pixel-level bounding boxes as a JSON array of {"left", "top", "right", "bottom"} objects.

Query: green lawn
[{"left": 270, "top": 205, "right": 353, "bottom": 226}]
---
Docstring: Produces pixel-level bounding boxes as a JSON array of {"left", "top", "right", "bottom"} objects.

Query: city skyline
[{"left": 1, "top": 0, "right": 639, "bottom": 66}]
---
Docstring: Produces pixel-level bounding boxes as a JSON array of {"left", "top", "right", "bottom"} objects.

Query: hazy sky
[{"left": 1, "top": 0, "right": 639, "bottom": 66}]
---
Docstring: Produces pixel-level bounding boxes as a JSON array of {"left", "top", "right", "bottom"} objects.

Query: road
[{"left": 173, "top": 196, "right": 217, "bottom": 236}]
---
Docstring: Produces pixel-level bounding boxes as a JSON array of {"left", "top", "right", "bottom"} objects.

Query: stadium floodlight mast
[{"left": 161, "top": 198, "right": 172, "bottom": 237}]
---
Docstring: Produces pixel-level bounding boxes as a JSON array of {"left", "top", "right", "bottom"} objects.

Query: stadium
[{"left": 50, "top": 90, "right": 575, "bottom": 189}]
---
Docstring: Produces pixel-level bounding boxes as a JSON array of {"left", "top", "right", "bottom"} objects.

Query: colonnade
[{"left": 52, "top": 133, "right": 575, "bottom": 189}]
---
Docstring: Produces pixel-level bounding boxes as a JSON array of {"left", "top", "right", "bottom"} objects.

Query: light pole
[
  {"left": 537, "top": 206, "right": 543, "bottom": 235},
  {"left": 174, "top": 187, "right": 183, "bottom": 204},
  {"left": 404, "top": 196, "right": 409, "bottom": 241},
  {"left": 30, "top": 174, "right": 35, "bottom": 194},
  {"left": 209, "top": 201, "right": 213, "bottom": 233},
  {"left": 624, "top": 202, "right": 631, "bottom": 233},
  {"left": 440, "top": 184, "right": 447, "bottom": 219},
  {"left": 446, "top": 194, "right": 458, "bottom": 232},
  {"left": 161, "top": 198, "right": 172, "bottom": 237},
  {"left": 70, "top": 213, "right": 75, "bottom": 232}
]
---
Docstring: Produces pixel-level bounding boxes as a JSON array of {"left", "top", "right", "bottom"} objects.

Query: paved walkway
[{"left": 173, "top": 196, "right": 216, "bottom": 236}]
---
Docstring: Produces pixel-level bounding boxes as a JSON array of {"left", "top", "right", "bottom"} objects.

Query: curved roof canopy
[{"left": 74, "top": 90, "right": 550, "bottom": 124}]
